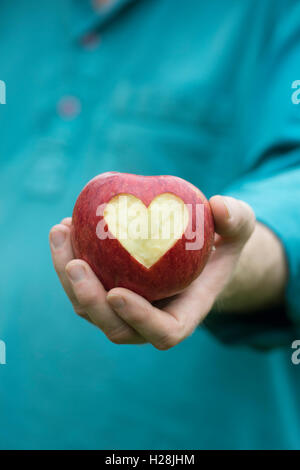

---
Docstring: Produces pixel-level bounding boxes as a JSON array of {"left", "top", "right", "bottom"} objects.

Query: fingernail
[
  {"left": 107, "top": 294, "right": 125, "bottom": 309},
  {"left": 67, "top": 264, "right": 86, "bottom": 282},
  {"left": 51, "top": 229, "right": 66, "bottom": 249},
  {"left": 222, "top": 197, "right": 233, "bottom": 220}
]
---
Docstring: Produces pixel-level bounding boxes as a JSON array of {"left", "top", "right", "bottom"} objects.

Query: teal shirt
[{"left": 1, "top": 0, "right": 300, "bottom": 450}]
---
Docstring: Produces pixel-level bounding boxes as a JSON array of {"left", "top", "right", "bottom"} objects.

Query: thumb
[{"left": 209, "top": 195, "right": 256, "bottom": 244}]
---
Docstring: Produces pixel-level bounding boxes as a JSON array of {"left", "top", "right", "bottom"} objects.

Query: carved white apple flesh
[{"left": 71, "top": 172, "right": 214, "bottom": 301}]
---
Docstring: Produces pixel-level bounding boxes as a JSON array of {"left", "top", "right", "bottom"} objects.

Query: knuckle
[
  {"left": 155, "top": 333, "right": 180, "bottom": 351},
  {"left": 73, "top": 306, "right": 87, "bottom": 317},
  {"left": 238, "top": 202, "right": 256, "bottom": 231},
  {"left": 180, "top": 322, "right": 195, "bottom": 341},
  {"left": 108, "top": 335, "right": 127, "bottom": 345},
  {"left": 49, "top": 225, "right": 59, "bottom": 236},
  {"left": 233, "top": 214, "right": 255, "bottom": 241},
  {"left": 75, "top": 286, "right": 99, "bottom": 308},
  {"left": 61, "top": 217, "right": 72, "bottom": 226},
  {"left": 50, "top": 224, "right": 68, "bottom": 237},
  {"left": 106, "top": 325, "right": 134, "bottom": 345}
]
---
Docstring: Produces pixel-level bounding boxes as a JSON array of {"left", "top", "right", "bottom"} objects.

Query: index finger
[{"left": 107, "top": 288, "right": 187, "bottom": 350}]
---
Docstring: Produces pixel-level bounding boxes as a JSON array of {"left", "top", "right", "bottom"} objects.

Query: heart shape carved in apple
[
  {"left": 103, "top": 193, "right": 189, "bottom": 268},
  {"left": 71, "top": 172, "right": 214, "bottom": 301}
]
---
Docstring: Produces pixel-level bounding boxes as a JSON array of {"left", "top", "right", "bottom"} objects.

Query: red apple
[{"left": 71, "top": 172, "right": 214, "bottom": 301}]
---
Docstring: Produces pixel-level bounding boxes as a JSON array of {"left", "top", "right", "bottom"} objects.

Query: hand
[{"left": 49, "top": 196, "right": 255, "bottom": 350}]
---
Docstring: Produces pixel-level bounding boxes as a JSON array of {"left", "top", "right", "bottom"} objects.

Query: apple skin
[{"left": 71, "top": 172, "right": 215, "bottom": 301}]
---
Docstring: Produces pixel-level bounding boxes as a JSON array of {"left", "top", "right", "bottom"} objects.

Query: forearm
[{"left": 215, "top": 222, "right": 288, "bottom": 313}]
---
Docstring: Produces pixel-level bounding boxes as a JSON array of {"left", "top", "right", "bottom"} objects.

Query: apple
[{"left": 71, "top": 172, "right": 214, "bottom": 301}]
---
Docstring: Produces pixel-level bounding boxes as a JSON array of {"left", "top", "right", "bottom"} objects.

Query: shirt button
[
  {"left": 80, "top": 32, "right": 101, "bottom": 50},
  {"left": 92, "top": 0, "right": 114, "bottom": 11},
  {"left": 57, "top": 96, "right": 81, "bottom": 120}
]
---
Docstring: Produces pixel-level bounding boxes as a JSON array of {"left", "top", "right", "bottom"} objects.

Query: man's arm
[
  {"left": 50, "top": 195, "right": 277, "bottom": 350},
  {"left": 215, "top": 220, "right": 288, "bottom": 313}
]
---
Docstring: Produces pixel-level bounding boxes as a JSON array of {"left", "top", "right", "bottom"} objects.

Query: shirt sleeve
[{"left": 204, "top": 2, "right": 300, "bottom": 349}]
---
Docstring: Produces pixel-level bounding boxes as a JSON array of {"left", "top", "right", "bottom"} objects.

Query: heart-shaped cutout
[{"left": 104, "top": 193, "right": 189, "bottom": 268}]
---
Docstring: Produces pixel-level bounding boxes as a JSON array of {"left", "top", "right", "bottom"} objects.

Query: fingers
[
  {"left": 107, "top": 288, "right": 189, "bottom": 350},
  {"left": 60, "top": 217, "right": 72, "bottom": 227},
  {"left": 49, "top": 223, "right": 78, "bottom": 306},
  {"left": 65, "top": 260, "right": 144, "bottom": 343},
  {"left": 209, "top": 195, "right": 256, "bottom": 246},
  {"left": 50, "top": 221, "right": 144, "bottom": 343}
]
